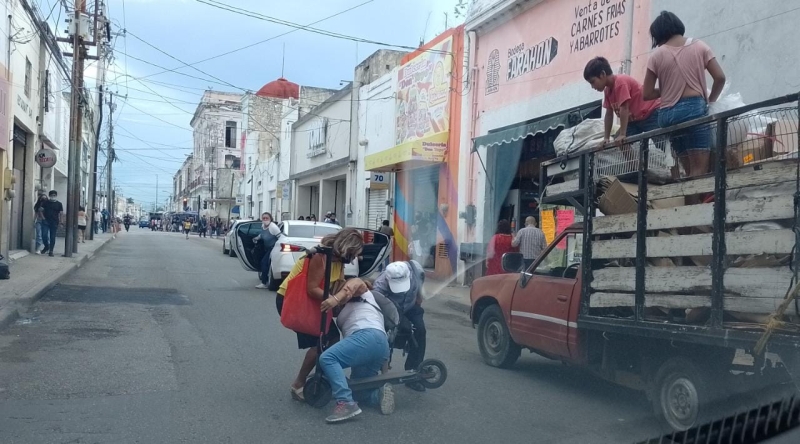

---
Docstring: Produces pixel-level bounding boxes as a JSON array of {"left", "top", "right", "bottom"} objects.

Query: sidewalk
[
  {"left": 424, "top": 279, "right": 471, "bottom": 314},
  {"left": 0, "top": 231, "right": 115, "bottom": 329}
]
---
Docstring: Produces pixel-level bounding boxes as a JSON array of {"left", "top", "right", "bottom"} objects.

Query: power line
[
  {"left": 135, "top": 0, "right": 375, "bottom": 81},
  {"left": 194, "top": 0, "right": 447, "bottom": 55}
]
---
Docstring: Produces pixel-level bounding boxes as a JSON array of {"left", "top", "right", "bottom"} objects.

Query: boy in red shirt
[{"left": 584, "top": 57, "right": 661, "bottom": 144}]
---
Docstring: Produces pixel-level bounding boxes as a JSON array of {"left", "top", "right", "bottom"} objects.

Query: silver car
[
  {"left": 233, "top": 220, "right": 390, "bottom": 290},
  {"left": 222, "top": 219, "right": 252, "bottom": 257}
]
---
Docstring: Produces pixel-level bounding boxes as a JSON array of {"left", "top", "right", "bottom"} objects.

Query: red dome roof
[{"left": 256, "top": 77, "right": 299, "bottom": 99}]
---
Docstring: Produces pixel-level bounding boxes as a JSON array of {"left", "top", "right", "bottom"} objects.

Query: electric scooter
[{"left": 302, "top": 246, "right": 448, "bottom": 408}]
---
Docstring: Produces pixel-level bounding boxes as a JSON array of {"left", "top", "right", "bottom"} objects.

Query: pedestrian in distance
[
  {"left": 486, "top": 219, "right": 518, "bottom": 276},
  {"left": 372, "top": 260, "right": 428, "bottom": 390},
  {"left": 512, "top": 216, "right": 548, "bottom": 271},
  {"left": 183, "top": 218, "right": 192, "bottom": 239},
  {"left": 93, "top": 207, "right": 101, "bottom": 234},
  {"left": 642, "top": 10, "right": 726, "bottom": 178},
  {"left": 77, "top": 206, "right": 88, "bottom": 243},
  {"left": 318, "top": 278, "right": 395, "bottom": 423},
  {"left": 298, "top": 215, "right": 305, "bottom": 221},
  {"left": 33, "top": 193, "right": 47, "bottom": 254},
  {"left": 254, "top": 212, "right": 281, "bottom": 289},
  {"left": 276, "top": 228, "right": 364, "bottom": 402},
  {"left": 199, "top": 216, "right": 208, "bottom": 238},
  {"left": 309, "top": 214, "right": 316, "bottom": 222},
  {"left": 101, "top": 208, "right": 109, "bottom": 233},
  {"left": 39, "top": 190, "right": 63, "bottom": 257}
]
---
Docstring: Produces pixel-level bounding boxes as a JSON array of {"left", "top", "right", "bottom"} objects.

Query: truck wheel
[
  {"left": 652, "top": 356, "right": 709, "bottom": 432},
  {"left": 477, "top": 305, "right": 521, "bottom": 368}
]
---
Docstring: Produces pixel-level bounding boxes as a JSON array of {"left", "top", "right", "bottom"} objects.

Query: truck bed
[{"left": 540, "top": 94, "right": 800, "bottom": 351}]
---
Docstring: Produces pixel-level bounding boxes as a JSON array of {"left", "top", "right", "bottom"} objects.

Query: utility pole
[
  {"left": 106, "top": 91, "right": 114, "bottom": 220},
  {"left": 64, "top": 1, "right": 87, "bottom": 257}
]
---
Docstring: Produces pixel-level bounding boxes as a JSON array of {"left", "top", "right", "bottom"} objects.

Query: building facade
[{"left": 459, "top": 0, "right": 800, "bottom": 282}]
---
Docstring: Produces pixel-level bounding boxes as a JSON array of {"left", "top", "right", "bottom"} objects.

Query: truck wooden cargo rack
[{"left": 539, "top": 93, "right": 800, "bottom": 353}]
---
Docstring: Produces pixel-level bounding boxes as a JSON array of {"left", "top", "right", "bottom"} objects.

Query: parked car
[
  {"left": 138, "top": 217, "right": 149, "bottom": 228},
  {"left": 222, "top": 219, "right": 251, "bottom": 257},
  {"left": 233, "top": 220, "right": 390, "bottom": 290}
]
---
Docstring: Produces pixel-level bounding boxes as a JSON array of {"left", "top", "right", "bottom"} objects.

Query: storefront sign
[
  {"left": 477, "top": 0, "right": 631, "bottom": 104},
  {"left": 307, "top": 117, "right": 328, "bottom": 158},
  {"left": 369, "top": 172, "right": 389, "bottom": 190},
  {"left": 235, "top": 194, "right": 244, "bottom": 204},
  {"left": 365, "top": 131, "right": 448, "bottom": 171},
  {"left": 555, "top": 209, "right": 575, "bottom": 249},
  {"left": 281, "top": 182, "right": 291, "bottom": 200},
  {"left": 35, "top": 147, "right": 57, "bottom": 168},
  {"left": 541, "top": 210, "right": 556, "bottom": 245},
  {"left": 395, "top": 36, "right": 453, "bottom": 146}
]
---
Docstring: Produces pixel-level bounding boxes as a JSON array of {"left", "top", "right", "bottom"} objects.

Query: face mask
[{"left": 49, "top": 196, "right": 56, "bottom": 201}]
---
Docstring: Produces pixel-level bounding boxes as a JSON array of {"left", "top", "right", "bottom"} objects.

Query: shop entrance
[
  {"left": 409, "top": 165, "right": 439, "bottom": 270},
  {"left": 10, "top": 125, "right": 28, "bottom": 250}
]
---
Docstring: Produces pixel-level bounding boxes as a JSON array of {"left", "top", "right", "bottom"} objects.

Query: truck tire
[
  {"left": 651, "top": 356, "right": 710, "bottom": 432},
  {"left": 477, "top": 304, "right": 521, "bottom": 368}
]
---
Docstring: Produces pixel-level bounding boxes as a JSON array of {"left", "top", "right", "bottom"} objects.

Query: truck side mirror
[{"left": 501, "top": 252, "right": 524, "bottom": 273}]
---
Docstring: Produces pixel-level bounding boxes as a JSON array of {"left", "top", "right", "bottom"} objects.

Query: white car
[
  {"left": 233, "top": 220, "right": 390, "bottom": 290},
  {"left": 222, "top": 219, "right": 252, "bottom": 257}
]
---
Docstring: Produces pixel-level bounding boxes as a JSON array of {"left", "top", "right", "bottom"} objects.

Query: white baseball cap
[{"left": 386, "top": 262, "right": 411, "bottom": 293}]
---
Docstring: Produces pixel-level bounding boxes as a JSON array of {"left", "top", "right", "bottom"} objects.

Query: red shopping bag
[{"left": 280, "top": 258, "right": 332, "bottom": 336}]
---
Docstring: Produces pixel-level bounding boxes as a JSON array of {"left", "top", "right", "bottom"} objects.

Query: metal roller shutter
[{"left": 367, "top": 188, "right": 388, "bottom": 230}]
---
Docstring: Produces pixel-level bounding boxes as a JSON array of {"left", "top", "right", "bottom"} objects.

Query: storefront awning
[
  {"left": 471, "top": 102, "right": 602, "bottom": 152},
  {"left": 365, "top": 132, "right": 448, "bottom": 172}
]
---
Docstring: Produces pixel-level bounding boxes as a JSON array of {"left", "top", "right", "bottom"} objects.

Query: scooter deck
[{"left": 347, "top": 369, "right": 420, "bottom": 391}]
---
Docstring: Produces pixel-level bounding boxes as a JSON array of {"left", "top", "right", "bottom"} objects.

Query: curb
[
  {"left": 440, "top": 293, "right": 471, "bottom": 315},
  {"left": 1, "top": 236, "right": 114, "bottom": 324}
]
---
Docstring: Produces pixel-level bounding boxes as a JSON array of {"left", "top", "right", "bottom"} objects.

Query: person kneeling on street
[
  {"left": 319, "top": 278, "right": 395, "bottom": 423},
  {"left": 372, "top": 260, "right": 427, "bottom": 391}
]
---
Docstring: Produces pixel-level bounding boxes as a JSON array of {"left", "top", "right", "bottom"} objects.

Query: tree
[
  {"left": 126, "top": 197, "right": 134, "bottom": 204},
  {"left": 454, "top": 0, "right": 469, "bottom": 19}
]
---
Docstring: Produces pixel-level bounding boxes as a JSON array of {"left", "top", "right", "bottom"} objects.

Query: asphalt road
[{"left": 0, "top": 227, "right": 668, "bottom": 443}]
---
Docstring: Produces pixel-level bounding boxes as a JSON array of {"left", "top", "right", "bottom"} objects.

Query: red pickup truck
[{"left": 469, "top": 226, "right": 796, "bottom": 431}]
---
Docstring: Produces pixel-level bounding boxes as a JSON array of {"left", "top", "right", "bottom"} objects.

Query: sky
[{"left": 38, "top": 0, "right": 465, "bottom": 211}]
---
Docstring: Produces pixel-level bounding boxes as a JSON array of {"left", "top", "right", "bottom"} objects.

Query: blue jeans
[
  {"left": 41, "top": 221, "right": 58, "bottom": 253},
  {"left": 625, "top": 109, "right": 660, "bottom": 137},
  {"left": 319, "top": 328, "right": 390, "bottom": 404},
  {"left": 35, "top": 220, "right": 44, "bottom": 251},
  {"left": 658, "top": 96, "right": 710, "bottom": 154}
]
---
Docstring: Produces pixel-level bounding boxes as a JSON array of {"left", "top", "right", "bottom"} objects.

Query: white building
[
  {"left": 188, "top": 91, "right": 243, "bottom": 213},
  {"left": 290, "top": 86, "right": 352, "bottom": 222},
  {"left": 240, "top": 78, "right": 337, "bottom": 221}
]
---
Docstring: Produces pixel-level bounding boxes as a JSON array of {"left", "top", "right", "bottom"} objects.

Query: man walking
[
  {"left": 511, "top": 216, "right": 548, "bottom": 271},
  {"left": 93, "top": 207, "right": 101, "bottom": 234},
  {"left": 39, "top": 190, "right": 63, "bottom": 257},
  {"left": 372, "top": 260, "right": 427, "bottom": 391},
  {"left": 101, "top": 208, "right": 109, "bottom": 232}
]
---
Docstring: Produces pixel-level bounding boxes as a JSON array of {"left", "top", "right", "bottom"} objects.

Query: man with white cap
[{"left": 372, "top": 260, "right": 427, "bottom": 391}]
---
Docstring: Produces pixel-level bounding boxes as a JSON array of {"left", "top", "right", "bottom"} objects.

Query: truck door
[{"left": 509, "top": 231, "right": 582, "bottom": 359}]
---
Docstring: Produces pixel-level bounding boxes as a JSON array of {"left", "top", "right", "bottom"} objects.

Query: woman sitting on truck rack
[{"left": 643, "top": 10, "right": 726, "bottom": 178}]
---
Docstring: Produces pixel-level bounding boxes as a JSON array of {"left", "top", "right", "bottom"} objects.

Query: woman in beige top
[
  {"left": 643, "top": 11, "right": 726, "bottom": 178},
  {"left": 77, "top": 206, "right": 87, "bottom": 243}
]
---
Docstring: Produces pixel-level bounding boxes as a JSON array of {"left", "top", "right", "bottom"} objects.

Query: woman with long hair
[
  {"left": 486, "top": 219, "right": 518, "bottom": 276},
  {"left": 276, "top": 228, "right": 365, "bottom": 401}
]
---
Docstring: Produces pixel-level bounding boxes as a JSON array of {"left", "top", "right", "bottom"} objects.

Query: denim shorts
[
  {"left": 657, "top": 96, "right": 710, "bottom": 154},
  {"left": 626, "top": 109, "right": 660, "bottom": 137}
]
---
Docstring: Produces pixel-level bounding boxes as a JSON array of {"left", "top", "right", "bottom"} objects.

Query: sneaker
[
  {"left": 255, "top": 283, "right": 268, "bottom": 289},
  {"left": 48, "top": 252, "right": 54, "bottom": 257},
  {"left": 377, "top": 383, "right": 395, "bottom": 415},
  {"left": 325, "top": 401, "right": 361, "bottom": 423},
  {"left": 405, "top": 381, "right": 426, "bottom": 392}
]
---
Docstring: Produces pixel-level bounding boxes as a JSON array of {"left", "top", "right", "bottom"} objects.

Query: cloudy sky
[{"left": 40, "top": 0, "right": 465, "bottom": 211}]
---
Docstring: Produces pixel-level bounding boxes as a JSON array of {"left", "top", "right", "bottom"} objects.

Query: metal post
[
  {"left": 106, "top": 92, "right": 113, "bottom": 219},
  {"left": 64, "top": 2, "right": 86, "bottom": 257},
  {"left": 634, "top": 138, "right": 650, "bottom": 322},
  {"left": 710, "top": 119, "right": 729, "bottom": 327},
  {"left": 155, "top": 175, "right": 158, "bottom": 212},
  {"left": 580, "top": 153, "right": 594, "bottom": 316},
  {"left": 227, "top": 170, "right": 234, "bottom": 225}
]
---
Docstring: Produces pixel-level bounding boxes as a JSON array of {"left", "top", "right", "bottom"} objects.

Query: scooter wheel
[
  {"left": 303, "top": 376, "right": 332, "bottom": 409},
  {"left": 418, "top": 359, "right": 448, "bottom": 389}
]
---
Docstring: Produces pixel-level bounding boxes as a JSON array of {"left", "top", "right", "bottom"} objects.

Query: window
[
  {"left": 225, "top": 121, "right": 237, "bottom": 148},
  {"left": 24, "top": 58, "right": 31, "bottom": 98},
  {"left": 533, "top": 233, "right": 583, "bottom": 278},
  {"left": 286, "top": 224, "right": 339, "bottom": 239}
]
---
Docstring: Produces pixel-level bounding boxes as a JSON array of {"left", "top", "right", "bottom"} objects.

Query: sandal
[{"left": 290, "top": 385, "right": 305, "bottom": 402}]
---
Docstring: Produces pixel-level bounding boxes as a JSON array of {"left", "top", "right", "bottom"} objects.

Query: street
[{"left": 0, "top": 228, "right": 662, "bottom": 444}]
